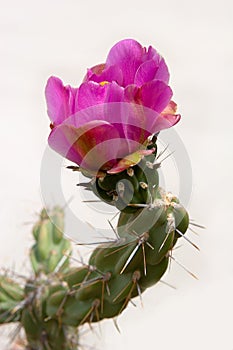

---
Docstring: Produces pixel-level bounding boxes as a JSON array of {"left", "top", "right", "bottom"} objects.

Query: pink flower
[{"left": 45, "top": 39, "right": 180, "bottom": 175}]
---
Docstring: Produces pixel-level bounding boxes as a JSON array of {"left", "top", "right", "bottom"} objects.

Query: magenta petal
[
  {"left": 154, "top": 57, "right": 170, "bottom": 84},
  {"left": 65, "top": 102, "right": 161, "bottom": 139},
  {"left": 140, "top": 80, "right": 173, "bottom": 113},
  {"left": 144, "top": 45, "right": 159, "bottom": 60},
  {"left": 84, "top": 64, "right": 123, "bottom": 86},
  {"left": 106, "top": 39, "right": 144, "bottom": 86},
  {"left": 45, "top": 76, "right": 77, "bottom": 125},
  {"left": 48, "top": 120, "right": 121, "bottom": 172},
  {"left": 134, "top": 60, "right": 160, "bottom": 86},
  {"left": 157, "top": 113, "right": 181, "bottom": 129},
  {"left": 76, "top": 81, "right": 124, "bottom": 110},
  {"left": 135, "top": 58, "right": 170, "bottom": 86}
]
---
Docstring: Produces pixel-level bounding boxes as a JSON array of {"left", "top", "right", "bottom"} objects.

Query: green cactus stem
[{"left": 0, "top": 145, "right": 196, "bottom": 350}]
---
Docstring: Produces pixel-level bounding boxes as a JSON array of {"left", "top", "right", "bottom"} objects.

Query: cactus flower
[{"left": 45, "top": 39, "right": 180, "bottom": 175}]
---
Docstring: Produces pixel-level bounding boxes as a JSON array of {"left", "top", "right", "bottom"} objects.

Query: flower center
[{"left": 99, "top": 81, "right": 109, "bottom": 86}]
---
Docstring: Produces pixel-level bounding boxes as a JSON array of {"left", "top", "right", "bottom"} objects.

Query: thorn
[
  {"left": 110, "top": 211, "right": 120, "bottom": 222},
  {"left": 79, "top": 304, "right": 95, "bottom": 326},
  {"left": 127, "top": 203, "right": 149, "bottom": 208},
  {"left": 61, "top": 196, "right": 74, "bottom": 210},
  {"left": 120, "top": 244, "right": 140, "bottom": 274},
  {"left": 113, "top": 281, "right": 131, "bottom": 303},
  {"left": 160, "top": 280, "right": 177, "bottom": 289},
  {"left": 156, "top": 143, "right": 170, "bottom": 160},
  {"left": 113, "top": 318, "right": 121, "bottom": 333},
  {"left": 66, "top": 165, "right": 79, "bottom": 171},
  {"left": 120, "top": 232, "right": 149, "bottom": 275},
  {"left": 104, "top": 241, "right": 133, "bottom": 257},
  {"left": 145, "top": 241, "right": 154, "bottom": 250},
  {"left": 142, "top": 243, "right": 147, "bottom": 276},
  {"left": 76, "top": 239, "right": 118, "bottom": 246},
  {"left": 169, "top": 254, "right": 198, "bottom": 280},
  {"left": 159, "top": 213, "right": 175, "bottom": 255},
  {"left": 76, "top": 182, "right": 91, "bottom": 187},
  {"left": 136, "top": 282, "right": 143, "bottom": 307},
  {"left": 108, "top": 219, "right": 120, "bottom": 240},
  {"left": 159, "top": 230, "right": 171, "bottom": 252},
  {"left": 176, "top": 229, "right": 200, "bottom": 251},
  {"left": 157, "top": 150, "right": 175, "bottom": 164},
  {"left": 118, "top": 272, "right": 140, "bottom": 315},
  {"left": 129, "top": 299, "right": 137, "bottom": 307},
  {"left": 189, "top": 221, "right": 206, "bottom": 229},
  {"left": 54, "top": 250, "right": 71, "bottom": 273},
  {"left": 189, "top": 227, "right": 200, "bottom": 236},
  {"left": 105, "top": 281, "right": 111, "bottom": 296}
]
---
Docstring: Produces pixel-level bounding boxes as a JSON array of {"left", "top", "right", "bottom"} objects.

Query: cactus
[
  {"left": 0, "top": 144, "right": 196, "bottom": 350},
  {"left": 0, "top": 39, "right": 199, "bottom": 349}
]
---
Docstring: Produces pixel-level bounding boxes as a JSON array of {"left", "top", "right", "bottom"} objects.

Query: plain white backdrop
[{"left": 0, "top": 0, "right": 233, "bottom": 349}]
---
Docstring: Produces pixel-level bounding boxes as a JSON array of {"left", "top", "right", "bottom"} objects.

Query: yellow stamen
[{"left": 99, "top": 81, "right": 109, "bottom": 86}]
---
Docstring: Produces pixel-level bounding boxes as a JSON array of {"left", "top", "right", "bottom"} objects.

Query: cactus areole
[{"left": 0, "top": 39, "right": 196, "bottom": 350}]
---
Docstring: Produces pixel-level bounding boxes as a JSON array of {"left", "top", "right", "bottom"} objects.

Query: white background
[{"left": 0, "top": 0, "right": 233, "bottom": 349}]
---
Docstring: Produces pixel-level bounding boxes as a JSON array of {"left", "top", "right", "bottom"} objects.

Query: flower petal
[
  {"left": 161, "top": 101, "right": 177, "bottom": 115},
  {"left": 106, "top": 39, "right": 144, "bottom": 86},
  {"left": 143, "top": 46, "right": 170, "bottom": 84},
  {"left": 134, "top": 60, "right": 161, "bottom": 86},
  {"left": 157, "top": 113, "right": 181, "bottom": 130},
  {"left": 76, "top": 81, "right": 124, "bottom": 110},
  {"left": 135, "top": 58, "right": 169, "bottom": 86},
  {"left": 83, "top": 64, "right": 123, "bottom": 85},
  {"left": 140, "top": 80, "right": 173, "bottom": 113},
  {"left": 65, "top": 101, "right": 161, "bottom": 144},
  {"left": 45, "top": 76, "right": 77, "bottom": 125},
  {"left": 48, "top": 120, "right": 122, "bottom": 172}
]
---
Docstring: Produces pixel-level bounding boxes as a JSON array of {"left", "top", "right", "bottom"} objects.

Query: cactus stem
[
  {"left": 175, "top": 229, "right": 200, "bottom": 251},
  {"left": 168, "top": 254, "right": 198, "bottom": 280}
]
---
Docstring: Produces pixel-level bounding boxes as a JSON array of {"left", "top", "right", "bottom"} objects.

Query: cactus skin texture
[{"left": 0, "top": 145, "right": 190, "bottom": 349}]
